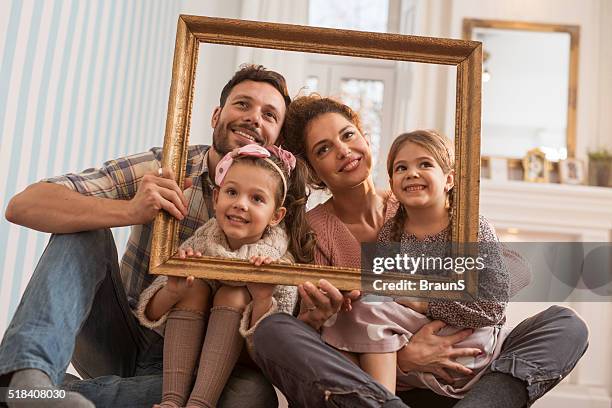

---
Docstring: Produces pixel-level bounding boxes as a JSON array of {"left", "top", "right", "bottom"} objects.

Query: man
[{"left": 0, "top": 64, "right": 292, "bottom": 407}]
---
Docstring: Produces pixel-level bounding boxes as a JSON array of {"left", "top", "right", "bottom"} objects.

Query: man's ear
[
  {"left": 268, "top": 206, "right": 287, "bottom": 227},
  {"left": 211, "top": 106, "right": 222, "bottom": 128}
]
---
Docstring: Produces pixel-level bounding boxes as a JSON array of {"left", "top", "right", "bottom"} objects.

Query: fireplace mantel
[
  {"left": 481, "top": 179, "right": 612, "bottom": 407},
  {"left": 481, "top": 180, "right": 612, "bottom": 242}
]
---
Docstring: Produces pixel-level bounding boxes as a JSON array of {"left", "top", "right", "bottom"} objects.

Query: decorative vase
[{"left": 588, "top": 159, "right": 612, "bottom": 187}]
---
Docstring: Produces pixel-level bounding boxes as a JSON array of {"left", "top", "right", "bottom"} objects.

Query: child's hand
[
  {"left": 247, "top": 257, "right": 277, "bottom": 300},
  {"left": 249, "top": 255, "right": 274, "bottom": 266},
  {"left": 178, "top": 246, "right": 202, "bottom": 258},
  {"left": 166, "top": 275, "right": 195, "bottom": 298},
  {"left": 341, "top": 296, "right": 354, "bottom": 312}
]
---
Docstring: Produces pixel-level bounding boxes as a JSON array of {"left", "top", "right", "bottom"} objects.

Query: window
[
  {"left": 304, "top": 0, "right": 411, "bottom": 194},
  {"left": 308, "top": 0, "right": 390, "bottom": 32},
  {"left": 340, "top": 78, "right": 385, "bottom": 178}
]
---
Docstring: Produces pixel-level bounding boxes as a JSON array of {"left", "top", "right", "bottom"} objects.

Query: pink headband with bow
[{"left": 215, "top": 144, "right": 296, "bottom": 203}]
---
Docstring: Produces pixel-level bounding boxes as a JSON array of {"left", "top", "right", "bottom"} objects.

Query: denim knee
[
  {"left": 545, "top": 305, "right": 589, "bottom": 349},
  {"left": 220, "top": 365, "right": 278, "bottom": 408},
  {"left": 491, "top": 305, "right": 589, "bottom": 405},
  {"left": 255, "top": 312, "right": 295, "bottom": 332},
  {"left": 236, "top": 372, "right": 277, "bottom": 404},
  {"left": 52, "top": 229, "right": 115, "bottom": 256},
  {"left": 253, "top": 313, "right": 296, "bottom": 357}
]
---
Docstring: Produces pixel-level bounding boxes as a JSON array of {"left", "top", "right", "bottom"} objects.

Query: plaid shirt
[{"left": 43, "top": 145, "right": 215, "bottom": 309}]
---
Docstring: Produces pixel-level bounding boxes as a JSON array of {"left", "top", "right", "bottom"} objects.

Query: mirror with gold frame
[
  {"left": 463, "top": 18, "right": 579, "bottom": 161},
  {"left": 149, "top": 15, "right": 482, "bottom": 296}
]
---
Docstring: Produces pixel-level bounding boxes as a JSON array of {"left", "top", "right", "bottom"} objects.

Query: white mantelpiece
[
  {"left": 481, "top": 180, "right": 612, "bottom": 242},
  {"left": 481, "top": 179, "right": 612, "bottom": 407}
]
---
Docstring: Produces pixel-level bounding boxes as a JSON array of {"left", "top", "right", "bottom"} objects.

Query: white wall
[
  {"left": 0, "top": 0, "right": 249, "bottom": 337},
  {"left": 0, "top": 0, "right": 187, "bottom": 334},
  {"left": 597, "top": 0, "right": 612, "bottom": 150}
]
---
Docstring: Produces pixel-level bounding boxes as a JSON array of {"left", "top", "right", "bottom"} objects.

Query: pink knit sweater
[{"left": 306, "top": 194, "right": 400, "bottom": 269}]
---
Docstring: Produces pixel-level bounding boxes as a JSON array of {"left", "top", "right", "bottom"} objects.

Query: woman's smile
[{"left": 338, "top": 156, "right": 362, "bottom": 173}]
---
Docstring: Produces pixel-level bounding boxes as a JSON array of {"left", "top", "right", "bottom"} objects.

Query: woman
[{"left": 252, "top": 95, "right": 588, "bottom": 408}]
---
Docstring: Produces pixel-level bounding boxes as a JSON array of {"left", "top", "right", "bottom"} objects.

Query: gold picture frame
[
  {"left": 560, "top": 158, "right": 585, "bottom": 185},
  {"left": 149, "top": 15, "right": 482, "bottom": 296},
  {"left": 523, "top": 148, "right": 550, "bottom": 183}
]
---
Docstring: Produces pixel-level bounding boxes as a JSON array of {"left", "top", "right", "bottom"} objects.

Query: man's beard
[
  {"left": 212, "top": 125, "right": 233, "bottom": 156},
  {"left": 212, "top": 119, "right": 262, "bottom": 156}
]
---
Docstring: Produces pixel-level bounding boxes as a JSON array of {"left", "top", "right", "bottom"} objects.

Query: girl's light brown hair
[
  {"left": 281, "top": 94, "right": 364, "bottom": 190},
  {"left": 386, "top": 130, "right": 455, "bottom": 241}
]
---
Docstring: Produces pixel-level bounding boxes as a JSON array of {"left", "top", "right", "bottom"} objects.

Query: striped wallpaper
[{"left": 0, "top": 0, "right": 184, "bottom": 335}]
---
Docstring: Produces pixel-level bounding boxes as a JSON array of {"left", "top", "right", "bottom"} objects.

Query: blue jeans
[
  {"left": 253, "top": 306, "right": 588, "bottom": 408},
  {"left": 0, "top": 229, "right": 277, "bottom": 407}
]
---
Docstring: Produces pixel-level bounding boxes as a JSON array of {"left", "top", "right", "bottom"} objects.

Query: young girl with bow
[{"left": 136, "top": 144, "right": 312, "bottom": 408}]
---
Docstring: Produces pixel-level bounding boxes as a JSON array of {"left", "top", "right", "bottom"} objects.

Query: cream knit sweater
[{"left": 135, "top": 218, "right": 298, "bottom": 346}]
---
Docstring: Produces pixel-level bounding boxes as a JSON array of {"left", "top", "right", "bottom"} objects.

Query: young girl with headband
[
  {"left": 136, "top": 144, "right": 313, "bottom": 408},
  {"left": 322, "top": 130, "right": 512, "bottom": 399}
]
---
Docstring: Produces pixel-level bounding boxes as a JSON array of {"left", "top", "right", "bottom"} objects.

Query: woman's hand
[
  {"left": 395, "top": 298, "right": 429, "bottom": 314},
  {"left": 397, "top": 320, "right": 482, "bottom": 384},
  {"left": 297, "top": 279, "right": 360, "bottom": 331}
]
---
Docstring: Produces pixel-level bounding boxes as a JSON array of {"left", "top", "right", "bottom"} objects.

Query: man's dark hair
[{"left": 219, "top": 64, "right": 291, "bottom": 108}]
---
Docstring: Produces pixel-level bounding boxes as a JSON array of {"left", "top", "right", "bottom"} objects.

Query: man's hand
[
  {"left": 127, "top": 167, "right": 191, "bottom": 225},
  {"left": 397, "top": 320, "right": 482, "bottom": 384},
  {"left": 297, "top": 279, "right": 360, "bottom": 331}
]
